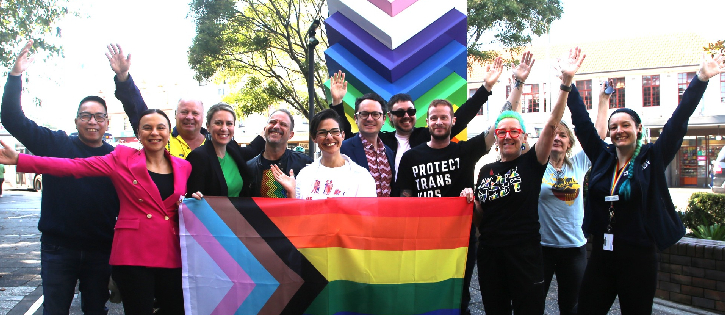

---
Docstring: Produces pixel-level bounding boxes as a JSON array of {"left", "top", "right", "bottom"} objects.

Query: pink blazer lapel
[{"left": 128, "top": 149, "right": 167, "bottom": 214}]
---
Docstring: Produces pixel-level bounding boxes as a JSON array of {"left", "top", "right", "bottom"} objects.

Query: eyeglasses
[
  {"left": 495, "top": 128, "right": 523, "bottom": 139},
  {"left": 316, "top": 128, "right": 342, "bottom": 138},
  {"left": 77, "top": 112, "right": 108, "bottom": 123},
  {"left": 389, "top": 108, "right": 416, "bottom": 118},
  {"left": 355, "top": 111, "right": 383, "bottom": 119}
]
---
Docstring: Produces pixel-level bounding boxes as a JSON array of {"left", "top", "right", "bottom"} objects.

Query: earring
[
  {"left": 521, "top": 143, "right": 525, "bottom": 151},
  {"left": 494, "top": 143, "right": 499, "bottom": 151}
]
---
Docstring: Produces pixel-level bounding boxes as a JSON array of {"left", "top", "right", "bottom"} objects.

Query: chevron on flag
[{"left": 179, "top": 197, "right": 472, "bottom": 315}]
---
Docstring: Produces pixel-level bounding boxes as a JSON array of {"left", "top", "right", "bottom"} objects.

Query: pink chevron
[
  {"left": 366, "top": 0, "right": 419, "bottom": 16},
  {"left": 183, "top": 207, "right": 254, "bottom": 315}
]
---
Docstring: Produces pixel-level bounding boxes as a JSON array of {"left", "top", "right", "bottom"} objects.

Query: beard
[{"left": 430, "top": 126, "right": 451, "bottom": 140}]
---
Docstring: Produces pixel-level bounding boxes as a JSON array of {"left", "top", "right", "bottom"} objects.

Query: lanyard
[
  {"left": 607, "top": 156, "right": 631, "bottom": 233},
  {"left": 610, "top": 156, "right": 632, "bottom": 196}
]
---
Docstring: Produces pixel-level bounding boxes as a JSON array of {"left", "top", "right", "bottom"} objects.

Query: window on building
[
  {"left": 576, "top": 80, "right": 593, "bottom": 110},
  {"left": 642, "top": 75, "right": 660, "bottom": 107},
  {"left": 720, "top": 73, "right": 725, "bottom": 103},
  {"left": 608, "top": 77, "right": 626, "bottom": 108},
  {"left": 523, "top": 84, "right": 540, "bottom": 113},
  {"left": 678, "top": 72, "right": 695, "bottom": 104}
]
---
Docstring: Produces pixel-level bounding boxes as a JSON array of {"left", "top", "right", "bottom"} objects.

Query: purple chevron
[
  {"left": 366, "top": 0, "right": 419, "bottom": 17},
  {"left": 326, "top": 9, "right": 465, "bottom": 82},
  {"left": 182, "top": 206, "right": 253, "bottom": 314}
]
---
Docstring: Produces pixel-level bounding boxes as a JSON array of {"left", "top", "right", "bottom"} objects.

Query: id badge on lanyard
[{"left": 604, "top": 157, "right": 630, "bottom": 251}]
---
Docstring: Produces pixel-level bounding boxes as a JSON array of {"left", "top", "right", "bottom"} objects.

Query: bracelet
[{"left": 560, "top": 84, "right": 572, "bottom": 92}]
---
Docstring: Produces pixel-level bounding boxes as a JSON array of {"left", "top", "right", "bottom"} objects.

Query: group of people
[{"left": 1, "top": 38, "right": 724, "bottom": 315}]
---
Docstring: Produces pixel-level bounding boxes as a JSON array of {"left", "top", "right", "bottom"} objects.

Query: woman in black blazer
[{"left": 186, "top": 103, "right": 264, "bottom": 197}]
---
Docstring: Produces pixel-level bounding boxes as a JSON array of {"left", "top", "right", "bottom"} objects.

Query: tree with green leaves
[
  {"left": 0, "top": 0, "right": 68, "bottom": 69},
  {"left": 467, "top": 0, "right": 563, "bottom": 66},
  {"left": 188, "top": 0, "right": 328, "bottom": 117}
]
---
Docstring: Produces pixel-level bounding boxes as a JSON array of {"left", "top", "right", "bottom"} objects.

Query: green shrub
[
  {"left": 679, "top": 192, "right": 725, "bottom": 232},
  {"left": 692, "top": 223, "right": 725, "bottom": 241}
]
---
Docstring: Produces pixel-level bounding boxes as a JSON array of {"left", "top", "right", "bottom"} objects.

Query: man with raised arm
[
  {"left": 105, "top": 44, "right": 264, "bottom": 159},
  {"left": 2, "top": 40, "right": 119, "bottom": 315},
  {"left": 329, "top": 58, "right": 503, "bottom": 176},
  {"left": 395, "top": 52, "right": 534, "bottom": 315},
  {"left": 246, "top": 109, "right": 312, "bottom": 197}
]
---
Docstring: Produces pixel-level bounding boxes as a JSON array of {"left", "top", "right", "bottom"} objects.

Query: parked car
[{"left": 712, "top": 146, "right": 725, "bottom": 190}]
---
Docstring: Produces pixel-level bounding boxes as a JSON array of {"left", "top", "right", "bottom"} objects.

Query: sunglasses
[
  {"left": 494, "top": 128, "right": 523, "bottom": 139},
  {"left": 389, "top": 108, "right": 416, "bottom": 118}
]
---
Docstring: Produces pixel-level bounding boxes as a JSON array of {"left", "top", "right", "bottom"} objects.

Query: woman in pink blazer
[{"left": 0, "top": 109, "right": 197, "bottom": 315}]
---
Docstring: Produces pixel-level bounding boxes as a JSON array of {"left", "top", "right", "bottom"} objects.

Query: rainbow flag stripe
[{"left": 180, "top": 197, "right": 471, "bottom": 315}]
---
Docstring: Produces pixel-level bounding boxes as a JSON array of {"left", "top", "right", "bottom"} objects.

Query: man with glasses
[
  {"left": 2, "top": 40, "right": 119, "bottom": 314},
  {"left": 246, "top": 109, "right": 313, "bottom": 197},
  {"left": 329, "top": 61, "right": 503, "bottom": 177},
  {"left": 340, "top": 93, "right": 396, "bottom": 197},
  {"left": 395, "top": 52, "right": 534, "bottom": 315}
]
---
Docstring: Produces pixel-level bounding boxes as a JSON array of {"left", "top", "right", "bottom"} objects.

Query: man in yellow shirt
[{"left": 107, "top": 44, "right": 264, "bottom": 158}]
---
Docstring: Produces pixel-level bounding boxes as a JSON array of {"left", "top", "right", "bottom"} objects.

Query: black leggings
[
  {"left": 112, "top": 265, "right": 184, "bottom": 315},
  {"left": 542, "top": 245, "right": 587, "bottom": 315},
  {"left": 578, "top": 238, "right": 658, "bottom": 315}
]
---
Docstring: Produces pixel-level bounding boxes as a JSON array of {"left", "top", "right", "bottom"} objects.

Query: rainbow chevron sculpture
[{"left": 324, "top": 0, "right": 468, "bottom": 138}]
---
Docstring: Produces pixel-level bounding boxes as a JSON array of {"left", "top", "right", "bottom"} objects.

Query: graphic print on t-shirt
[
  {"left": 476, "top": 167, "right": 522, "bottom": 202},
  {"left": 543, "top": 169, "right": 581, "bottom": 206},
  {"left": 410, "top": 158, "right": 460, "bottom": 197},
  {"left": 260, "top": 169, "right": 287, "bottom": 198}
]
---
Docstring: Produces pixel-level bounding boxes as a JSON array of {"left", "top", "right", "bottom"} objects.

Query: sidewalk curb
[
  {"left": 653, "top": 298, "right": 720, "bottom": 315},
  {"left": 7, "top": 285, "right": 41, "bottom": 315}
]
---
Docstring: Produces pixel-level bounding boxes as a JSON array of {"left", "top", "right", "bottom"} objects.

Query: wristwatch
[{"left": 560, "top": 84, "right": 572, "bottom": 92}]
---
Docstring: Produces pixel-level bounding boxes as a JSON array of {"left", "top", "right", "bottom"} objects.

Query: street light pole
[{"left": 306, "top": 19, "right": 320, "bottom": 159}]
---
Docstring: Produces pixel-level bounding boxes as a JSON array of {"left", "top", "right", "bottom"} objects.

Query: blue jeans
[
  {"left": 542, "top": 245, "right": 587, "bottom": 315},
  {"left": 40, "top": 241, "right": 111, "bottom": 315}
]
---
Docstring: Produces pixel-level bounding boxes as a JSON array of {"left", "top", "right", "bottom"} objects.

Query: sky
[{"left": 6, "top": 0, "right": 725, "bottom": 132}]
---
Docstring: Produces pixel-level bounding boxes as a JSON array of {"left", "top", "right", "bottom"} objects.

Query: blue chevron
[
  {"left": 324, "top": 41, "right": 466, "bottom": 100},
  {"left": 189, "top": 199, "right": 278, "bottom": 314}
]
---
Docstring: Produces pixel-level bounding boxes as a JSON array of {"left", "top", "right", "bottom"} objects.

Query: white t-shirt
[
  {"left": 295, "top": 154, "right": 377, "bottom": 200},
  {"left": 538, "top": 149, "right": 590, "bottom": 248},
  {"left": 394, "top": 133, "right": 411, "bottom": 180}
]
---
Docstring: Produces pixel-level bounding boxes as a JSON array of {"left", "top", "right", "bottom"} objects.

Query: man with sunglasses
[
  {"left": 395, "top": 52, "right": 535, "bottom": 315},
  {"left": 330, "top": 59, "right": 504, "bottom": 178},
  {"left": 340, "top": 93, "right": 396, "bottom": 197},
  {"left": 2, "top": 40, "right": 119, "bottom": 314}
]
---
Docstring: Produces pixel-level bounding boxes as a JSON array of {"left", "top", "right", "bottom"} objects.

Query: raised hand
[
  {"left": 271, "top": 164, "right": 296, "bottom": 198},
  {"left": 105, "top": 43, "right": 132, "bottom": 82},
  {"left": 698, "top": 52, "right": 725, "bottom": 81},
  {"left": 555, "top": 47, "right": 586, "bottom": 85},
  {"left": 330, "top": 70, "right": 347, "bottom": 105},
  {"left": 9, "top": 40, "right": 34, "bottom": 76},
  {"left": 512, "top": 51, "right": 536, "bottom": 83},
  {"left": 483, "top": 56, "right": 504, "bottom": 92},
  {"left": 0, "top": 140, "right": 19, "bottom": 165}
]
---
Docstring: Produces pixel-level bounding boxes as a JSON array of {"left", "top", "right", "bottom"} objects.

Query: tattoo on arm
[
  {"left": 502, "top": 101, "right": 512, "bottom": 112},
  {"left": 401, "top": 189, "right": 413, "bottom": 197}
]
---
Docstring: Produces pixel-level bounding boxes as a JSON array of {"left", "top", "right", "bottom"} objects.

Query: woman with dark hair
[
  {"left": 462, "top": 47, "right": 585, "bottom": 314},
  {"left": 567, "top": 52, "right": 725, "bottom": 314},
  {"left": 272, "top": 109, "right": 376, "bottom": 199},
  {"left": 186, "top": 103, "right": 261, "bottom": 198},
  {"left": 0, "top": 109, "right": 201, "bottom": 315}
]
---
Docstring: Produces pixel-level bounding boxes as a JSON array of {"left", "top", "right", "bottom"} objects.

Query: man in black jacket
[{"left": 247, "top": 109, "right": 313, "bottom": 197}]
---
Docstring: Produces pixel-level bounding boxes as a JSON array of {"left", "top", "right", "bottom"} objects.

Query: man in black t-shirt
[
  {"left": 396, "top": 99, "right": 491, "bottom": 315},
  {"left": 247, "top": 109, "right": 312, "bottom": 197}
]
